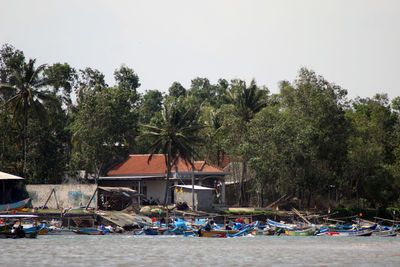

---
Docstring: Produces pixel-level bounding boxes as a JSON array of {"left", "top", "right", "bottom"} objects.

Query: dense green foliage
[{"left": 1, "top": 44, "right": 400, "bottom": 210}]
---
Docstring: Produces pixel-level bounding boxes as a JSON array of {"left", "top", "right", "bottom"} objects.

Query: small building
[
  {"left": 0, "top": 171, "right": 29, "bottom": 206},
  {"left": 97, "top": 186, "right": 139, "bottom": 211},
  {"left": 174, "top": 185, "right": 215, "bottom": 210},
  {"left": 99, "top": 154, "right": 228, "bottom": 209}
]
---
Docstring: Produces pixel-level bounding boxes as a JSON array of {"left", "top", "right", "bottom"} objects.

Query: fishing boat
[
  {"left": 0, "top": 221, "right": 14, "bottom": 234},
  {"left": 197, "top": 229, "right": 238, "bottom": 238},
  {"left": 373, "top": 229, "right": 398, "bottom": 237},
  {"left": 0, "top": 214, "right": 40, "bottom": 238},
  {"left": 285, "top": 228, "right": 317, "bottom": 236},
  {"left": 21, "top": 222, "right": 49, "bottom": 235},
  {"left": 355, "top": 219, "right": 398, "bottom": 237},
  {"left": 266, "top": 219, "right": 298, "bottom": 230},
  {"left": 47, "top": 227, "right": 74, "bottom": 235},
  {"left": 72, "top": 228, "right": 104, "bottom": 235},
  {"left": 371, "top": 225, "right": 398, "bottom": 237},
  {"left": 316, "top": 228, "right": 374, "bottom": 236},
  {"left": 0, "top": 198, "right": 31, "bottom": 211},
  {"left": 251, "top": 228, "right": 275, "bottom": 236},
  {"left": 133, "top": 227, "right": 168, "bottom": 236}
]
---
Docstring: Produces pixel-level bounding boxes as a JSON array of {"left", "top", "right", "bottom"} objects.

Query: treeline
[{"left": 1, "top": 44, "right": 400, "bottom": 209}]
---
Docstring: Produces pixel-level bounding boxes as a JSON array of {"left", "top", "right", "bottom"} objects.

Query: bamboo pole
[
  {"left": 42, "top": 188, "right": 55, "bottom": 209},
  {"left": 86, "top": 187, "right": 98, "bottom": 210},
  {"left": 374, "top": 217, "right": 400, "bottom": 223},
  {"left": 292, "top": 208, "right": 311, "bottom": 224}
]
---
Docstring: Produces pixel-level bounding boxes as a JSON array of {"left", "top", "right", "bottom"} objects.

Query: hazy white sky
[{"left": 1, "top": 0, "right": 399, "bottom": 100}]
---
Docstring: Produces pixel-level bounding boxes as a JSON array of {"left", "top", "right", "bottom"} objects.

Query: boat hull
[
  {"left": 199, "top": 230, "right": 239, "bottom": 238},
  {"left": 0, "top": 198, "right": 30, "bottom": 211},
  {"left": 317, "top": 230, "right": 373, "bottom": 237},
  {"left": 372, "top": 230, "right": 398, "bottom": 237},
  {"left": 72, "top": 229, "right": 104, "bottom": 235},
  {"left": 285, "top": 229, "right": 316, "bottom": 236}
]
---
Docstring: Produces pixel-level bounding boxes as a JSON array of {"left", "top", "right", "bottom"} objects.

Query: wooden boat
[
  {"left": 372, "top": 229, "right": 397, "bottom": 237},
  {"left": 21, "top": 223, "right": 49, "bottom": 235},
  {"left": 285, "top": 228, "right": 317, "bottom": 236},
  {"left": 198, "top": 229, "right": 238, "bottom": 238},
  {"left": 72, "top": 228, "right": 104, "bottom": 235},
  {"left": 316, "top": 229, "right": 373, "bottom": 236},
  {"left": 251, "top": 229, "right": 275, "bottom": 236},
  {"left": 357, "top": 220, "right": 398, "bottom": 237},
  {"left": 0, "top": 214, "right": 39, "bottom": 238},
  {"left": 133, "top": 227, "right": 170, "bottom": 236},
  {"left": 266, "top": 219, "right": 298, "bottom": 230},
  {"left": 47, "top": 228, "right": 75, "bottom": 235},
  {"left": 198, "top": 230, "right": 231, "bottom": 238},
  {"left": 0, "top": 198, "right": 30, "bottom": 211},
  {"left": 0, "top": 222, "right": 13, "bottom": 234}
]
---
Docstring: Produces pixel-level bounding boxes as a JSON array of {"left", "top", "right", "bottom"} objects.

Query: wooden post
[
  {"left": 60, "top": 208, "right": 63, "bottom": 227},
  {"left": 221, "top": 180, "right": 226, "bottom": 205},
  {"left": 53, "top": 188, "right": 59, "bottom": 209},
  {"left": 138, "top": 180, "right": 141, "bottom": 205},
  {"left": 43, "top": 188, "right": 55, "bottom": 209},
  {"left": 86, "top": 187, "right": 98, "bottom": 210}
]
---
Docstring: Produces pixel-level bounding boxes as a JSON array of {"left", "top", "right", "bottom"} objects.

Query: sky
[{"left": 1, "top": 0, "right": 399, "bottom": 100}]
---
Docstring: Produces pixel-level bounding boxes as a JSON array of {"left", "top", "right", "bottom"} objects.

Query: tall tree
[
  {"left": 279, "top": 68, "right": 349, "bottom": 208},
  {"left": 224, "top": 79, "right": 268, "bottom": 205},
  {"left": 114, "top": 65, "right": 140, "bottom": 92},
  {"left": 44, "top": 62, "right": 77, "bottom": 109},
  {"left": 138, "top": 90, "right": 163, "bottom": 124},
  {"left": 168, "top": 82, "right": 186, "bottom": 98},
  {"left": 247, "top": 103, "right": 286, "bottom": 207},
  {"left": 345, "top": 94, "right": 398, "bottom": 207},
  {"left": 70, "top": 83, "right": 139, "bottom": 183},
  {"left": 199, "top": 105, "right": 225, "bottom": 167},
  {"left": 141, "top": 99, "right": 204, "bottom": 206},
  {"left": 76, "top": 67, "right": 107, "bottom": 104},
  {"left": 0, "top": 58, "right": 56, "bottom": 178}
]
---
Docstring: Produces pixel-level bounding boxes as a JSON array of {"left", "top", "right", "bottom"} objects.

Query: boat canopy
[
  {"left": 0, "top": 214, "right": 38, "bottom": 218},
  {"left": 0, "top": 171, "right": 24, "bottom": 180}
]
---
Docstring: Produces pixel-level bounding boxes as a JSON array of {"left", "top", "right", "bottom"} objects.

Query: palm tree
[
  {"left": 0, "top": 59, "right": 54, "bottom": 178},
  {"left": 226, "top": 79, "right": 268, "bottom": 206},
  {"left": 141, "top": 99, "right": 204, "bottom": 206},
  {"left": 226, "top": 79, "right": 267, "bottom": 123}
]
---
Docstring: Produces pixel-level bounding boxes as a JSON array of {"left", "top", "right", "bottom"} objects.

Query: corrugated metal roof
[
  {"left": 175, "top": 185, "right": 215, "bottom": 190},
  {"left": 0, "top": 171, "right": 24, "bottom": 180}
]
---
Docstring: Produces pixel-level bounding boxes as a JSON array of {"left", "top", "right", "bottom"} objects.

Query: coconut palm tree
[
  {"left": 226, "top": 79, "right": 268, "bottom": 205},
  {"left": 226, "top": 79, "right": 267, "bottom": 123},
  {"left": 0, "top": 59, "right": 54, "bottom": 177},
  {"left": 141, "top": 99, "right": 204, "bottom": 206}
]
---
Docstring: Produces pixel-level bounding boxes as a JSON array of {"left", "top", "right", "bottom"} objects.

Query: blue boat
[
  {"left": 0, "top": 198, "right": 30, "bottom": 211},
  {"left": 0, "top": 214, "right": 39, "bottom": 238}
]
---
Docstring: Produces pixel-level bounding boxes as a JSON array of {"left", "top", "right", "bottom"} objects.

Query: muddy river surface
[{"left": 1, "top": 235, "right": 400, "bottom": 266}]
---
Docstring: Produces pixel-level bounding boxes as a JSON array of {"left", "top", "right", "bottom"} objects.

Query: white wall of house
[{"left": 143, "top": 180, "right": 166, "bottom": 204}]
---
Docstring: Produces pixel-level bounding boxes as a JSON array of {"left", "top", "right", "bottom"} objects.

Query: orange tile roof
[{"left": 107, "top": 154, "right": 224, "bottom": 176}]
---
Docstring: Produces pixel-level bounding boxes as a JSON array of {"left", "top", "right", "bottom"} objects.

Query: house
[{"left": 99, "top": 154, "right": 228, "bottom": 208}]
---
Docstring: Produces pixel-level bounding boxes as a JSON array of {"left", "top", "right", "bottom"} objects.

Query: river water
[{"left": 1, "top": 235, "right": 400, "bottom": 266}]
